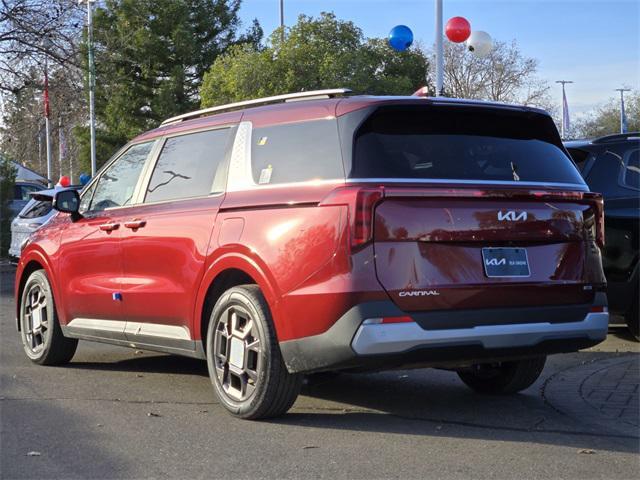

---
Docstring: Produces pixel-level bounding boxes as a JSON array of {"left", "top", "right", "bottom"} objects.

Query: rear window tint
[
  {"left": 251, "top": 119, "right": 343, "bottom": 185},
  {"left": 350, "top": 106, "right": 584, "bottom": 185}
]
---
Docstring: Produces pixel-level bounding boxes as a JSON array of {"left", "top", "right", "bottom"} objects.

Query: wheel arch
[
  {"left": 15, "top": 256, "right": 50, "bottom": 331},
  {"left": 194, "top": 253, "right": 281, "bottom": 350}
]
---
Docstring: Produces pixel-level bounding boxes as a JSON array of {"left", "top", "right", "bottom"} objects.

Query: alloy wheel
[
  {"left": 212, "top": 305, "right": 263, "bottom": 402},
  {"left": 22, "top": 283, "right": 50, "bottom": 355}
]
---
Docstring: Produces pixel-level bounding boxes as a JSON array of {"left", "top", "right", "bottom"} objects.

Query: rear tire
[
  {"left": 19, "top": 270, "right": 78, "bottom": 365},
  {"left": 206, "top": 285, "right": 302, "bottom": 419},
  {"left": 457, "top": 356, "right": 546, "bottom": 394}
]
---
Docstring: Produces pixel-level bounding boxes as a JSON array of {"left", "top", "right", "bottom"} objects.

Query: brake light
[
  {"left": 590, "top": 306, "right": 608, "bottom": 313},
  {"left": 319, "top": 186, "right": 384, "bottom": 250},
  {"left": 591, "top": 195, "right": 605, "bottom": 248},
  {"left": 596, "top": 197, "right": 604, "bottom": 248}
]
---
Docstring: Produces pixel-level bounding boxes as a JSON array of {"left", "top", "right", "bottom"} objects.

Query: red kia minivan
[{"left": 15, "top": 90, "right": 609, "bottom": 419}]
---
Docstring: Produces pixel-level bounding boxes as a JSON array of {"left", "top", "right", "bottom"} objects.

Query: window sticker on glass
[
  {"left": 257, "top": 136, "right": 268, "bottom": 146},
  {"left": 258, "top": 165, "right": 273, "bottom": 184}
]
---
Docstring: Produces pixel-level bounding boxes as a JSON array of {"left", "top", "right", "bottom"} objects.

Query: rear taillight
[
  {"left": 596, "top": 198, "right": 604, "bottom": 248},
  {"left": 590, "top": 195, "right": 605, "bottom": 248},
  {"left": 319, "top": 186, "right": 384, "bottom": 250},
  {"left": 590, "top": 305, "right": 608, "bottom": 313}
]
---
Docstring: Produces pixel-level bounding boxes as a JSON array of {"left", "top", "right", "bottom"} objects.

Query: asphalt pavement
[{"left": 1, "top": 265, "right": 638, "bottom": 479}]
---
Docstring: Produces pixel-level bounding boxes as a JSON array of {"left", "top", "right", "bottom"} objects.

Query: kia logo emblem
[{"left": 498, "top": 210, "right": 528, "bottom": 221}]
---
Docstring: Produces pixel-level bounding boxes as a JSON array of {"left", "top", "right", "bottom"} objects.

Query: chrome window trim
[
  {"left": 345, "top": 178, "right": 589, "bottom": 190},
  {"left": 106, "top": 191, "right": 224, "bottom": 211}
]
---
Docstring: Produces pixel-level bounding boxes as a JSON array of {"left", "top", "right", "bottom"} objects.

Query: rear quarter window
[
  {"left": 251, "top": 119, "right": 344, "bottom": 185},
  {"left": 348, "top": 106, "right": 585, "bottom": 185}
]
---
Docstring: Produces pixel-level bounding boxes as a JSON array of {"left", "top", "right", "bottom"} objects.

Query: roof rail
[
  {"left": 592, "top": 132, "right": 640, "bottom": 144},
  {"left": 160, "top": 88, "right": 352, "bottom": 126}
]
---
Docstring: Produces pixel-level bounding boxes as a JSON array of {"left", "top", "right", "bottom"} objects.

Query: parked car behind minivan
[
  {"left": 9, "top": 186, "right": 82, "bottom": 260},
  {"left": 16, "top": 90, "right": 609, "bottom": 419},
  {"left": 565, "top": 133, "right": 639, "bottom": 339}
]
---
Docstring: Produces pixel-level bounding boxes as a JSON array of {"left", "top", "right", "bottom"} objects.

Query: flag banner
[
  {"left": 43, "top": 69, "right": 50, "bottom": 118},
  {"left": 562, "top": 88, "right": 570, "bottom": 135}
]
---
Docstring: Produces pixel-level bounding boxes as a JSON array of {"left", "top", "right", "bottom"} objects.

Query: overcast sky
[{"left": 240, "top": 0, "right": 640, "bottom": 118}]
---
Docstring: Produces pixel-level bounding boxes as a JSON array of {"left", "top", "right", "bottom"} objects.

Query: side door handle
[
  {"left": 124, "top": 219, "right": 146, "bottom": 230},
  {"left": 99, "top": 222, "right": 120, "bottom": 232}
]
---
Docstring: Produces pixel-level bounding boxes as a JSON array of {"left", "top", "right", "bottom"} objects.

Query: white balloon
[{"left": 466, "top": 30, "right": 492, "bottom": 57}]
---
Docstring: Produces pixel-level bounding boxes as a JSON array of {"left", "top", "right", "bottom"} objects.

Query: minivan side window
[
  {"left": 89, "top": 142, "right": 154, "bottom": 212},
  {"left": 145, "top": 128, "right": 231, "bottom": 203},
  {"left": 251, "top": 119, "right": 344, "bottom": 185}
]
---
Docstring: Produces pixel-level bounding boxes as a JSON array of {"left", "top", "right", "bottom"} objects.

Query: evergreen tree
[{"left": 77, "top": 0, "right": 261, "bottom": 170}]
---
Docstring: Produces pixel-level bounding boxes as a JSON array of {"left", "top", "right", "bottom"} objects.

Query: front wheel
[
  {"left": 19, "top": 270, "right": 78, "bottom": 365},
  {"left": 457, "top": 356, "right": 546, "bottom": 395},
  {"left": 206, "top": 285, "right": 302, "bottom": 419}
]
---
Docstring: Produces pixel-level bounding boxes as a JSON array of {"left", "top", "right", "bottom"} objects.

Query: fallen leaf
[
  {"left": 147, "top": 412, "right": 161, "bottom": 417},
  {"left": 579, "top": 449, "right": 596, "bottom": 455},
  {"left": 26, "top": 451, "right": 41, "bottom": 457}
]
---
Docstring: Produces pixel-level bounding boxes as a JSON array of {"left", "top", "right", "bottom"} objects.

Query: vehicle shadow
[
  {"left": 271, "top": 352, "right": 639, "bottom": 454},
  {"left": 66, "top": 353, "right": 209, "bottom": 377},
  {"left": 65, "top": 348, "right": 640, "bottom": 453}
]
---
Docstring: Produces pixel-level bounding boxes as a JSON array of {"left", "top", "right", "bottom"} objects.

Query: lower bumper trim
[{"left": 351, "top": 312, "right": 609, "bottom": 355}]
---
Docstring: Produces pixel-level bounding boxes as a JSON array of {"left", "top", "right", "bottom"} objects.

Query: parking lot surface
[{"left": 1, "top": 266, "right": 638, "bottom": 479}]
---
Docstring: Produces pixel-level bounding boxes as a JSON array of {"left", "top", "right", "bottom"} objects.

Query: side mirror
[{"left": 53, "top": 189, "right": 81, "bottom": 218}]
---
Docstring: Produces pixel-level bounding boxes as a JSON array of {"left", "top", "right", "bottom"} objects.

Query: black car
[{"left": 565, "top": 133, "right": 639, "bottom": 339}]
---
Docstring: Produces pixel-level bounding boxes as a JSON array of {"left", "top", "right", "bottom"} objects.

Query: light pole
[
  {"left": 435, "top": 0, "right": 444, "bottom": 96},
  {"left": 43, "top": 41, "right": 53, "bottom": 187},
  {"left": 556, "top": 80, "right": 573, "bottom": 139},
  {"left": 615, "top": 88, "right": 631, "bottom": 134},
  {"left": 279, "top": 0, "right": 284, "bottom": 43},
  {"left": 79, "top": 0, "right": 97, "bottom": 177}
]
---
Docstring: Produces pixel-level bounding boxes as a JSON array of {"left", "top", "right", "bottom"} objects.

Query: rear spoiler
[{"left": 29, "top": 191, "right": 55, "bottom": 202}]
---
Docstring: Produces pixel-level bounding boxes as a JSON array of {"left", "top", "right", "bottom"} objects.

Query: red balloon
[
  {"left": 445, "top": 16, "right": 471, "bottom": 43},
  {"left": 58, "top": 175, "right": 71, "bottom": 187}
]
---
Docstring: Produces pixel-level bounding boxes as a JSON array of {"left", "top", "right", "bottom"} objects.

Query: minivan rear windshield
[
  {"left": 19, "top": 200, "right": 52, "bottom": 219},
  {"left": 350, "top": 106, "right": 584, "bottom": 185}
]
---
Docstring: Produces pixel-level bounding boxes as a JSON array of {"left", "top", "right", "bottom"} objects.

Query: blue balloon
[
  {"left": 79, "top": 173, "right": 91, "bottom": 185},
  {"left": 388, "top": 25, "right": 413, "bottom": 51}
]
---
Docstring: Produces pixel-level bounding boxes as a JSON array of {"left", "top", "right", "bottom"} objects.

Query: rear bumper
[
  {"left": 279, "top": 293, "right": 609, "bottom": 374},
  {"left": 352, "top": 311, "right": 608, "bottom": 355}
]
